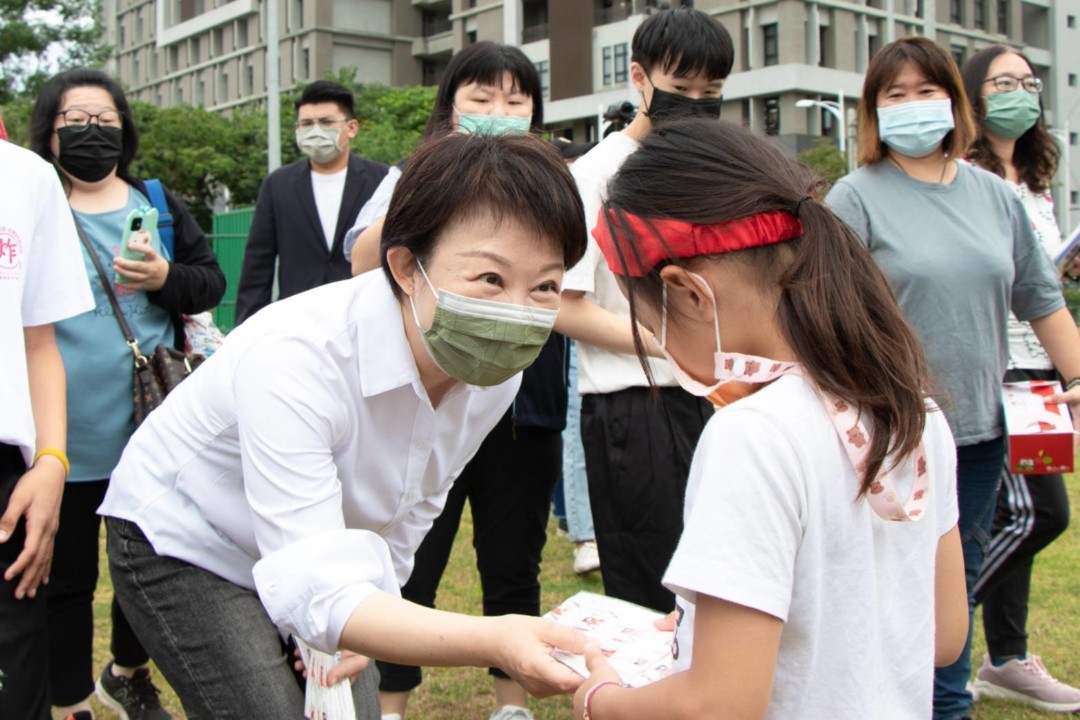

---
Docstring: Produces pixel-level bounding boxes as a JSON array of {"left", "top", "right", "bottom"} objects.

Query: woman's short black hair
[
  {"left": 630, "top": 7, "right": 734, "bottom": 81},
  {"left": 424, "top": 42, "right": 544, "bottom": 138},
  {"left": 29, "top": 67, "right": 139, "bottom": 183},
  {"left": 295, "top": 80, "right": 356, "bottom": 118},
  {"left": 381, "top": 132, "right": 585, "bottom": 298}
]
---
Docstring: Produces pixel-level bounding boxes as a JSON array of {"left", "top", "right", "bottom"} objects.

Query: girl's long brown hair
[{"left": 603, "top": 118, "right": 932, "bottom": 496}]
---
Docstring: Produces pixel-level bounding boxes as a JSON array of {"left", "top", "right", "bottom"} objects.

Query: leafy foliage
[{"left": 797, "top": 137, "right": 849, "bottom": 186}]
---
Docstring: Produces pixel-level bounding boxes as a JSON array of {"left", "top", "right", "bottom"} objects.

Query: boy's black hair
[
  {"left": 295, "top": 80, "right": 356, "bottom": 118},
  {"left": 631, "top": 7, "right": 734, "bottom": 80}
]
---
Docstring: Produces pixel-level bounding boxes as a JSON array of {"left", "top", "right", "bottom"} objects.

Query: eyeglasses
[
  {"left": 296, "top": 117, "right": 350, "bottom": 129},
  {"left": 983, "top": 75, "right": 1043, "bottom": 93},
  {"left": 56, "top": 109, "right": 123, "bottom": 129}
]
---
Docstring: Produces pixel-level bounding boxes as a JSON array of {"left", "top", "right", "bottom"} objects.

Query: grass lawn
[{"left": 89, "top": 477, "right": 1080, "bottom": 719}]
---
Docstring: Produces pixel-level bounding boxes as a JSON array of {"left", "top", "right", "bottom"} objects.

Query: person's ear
[
  {"left": 659, "top": 266, "right": 715, "bottom": 325},
  {"left": 630, "top": 62, "right": 649, "bottom": 95},
  {"left": 345, "top": 118, "right": 359, "bottom": 141},
  {"left": 385, "top": 246, "right": 419, "bottom": 297}
]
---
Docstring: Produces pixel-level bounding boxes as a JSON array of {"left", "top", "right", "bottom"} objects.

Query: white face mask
[
  {"left": 295, "top": 125, "right": 343, "bottom": 164},
  {"left": 652, "top": 272, "right": 796, "bottom": 396}
]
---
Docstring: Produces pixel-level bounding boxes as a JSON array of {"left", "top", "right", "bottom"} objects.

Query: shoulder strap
[
  {"left": 144, "top": 179, "right": 175, "bottom": 260},
  {"left": 73, "top": 214, "right": 146, "bottom": 363}
]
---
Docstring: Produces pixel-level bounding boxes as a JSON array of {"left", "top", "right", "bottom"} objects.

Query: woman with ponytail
[
  {"left": 826, "top": 37, "right": 1080, "bottom": 720},
  {"left": 571, "top": 117, "right": 966, "bottom": 719}
]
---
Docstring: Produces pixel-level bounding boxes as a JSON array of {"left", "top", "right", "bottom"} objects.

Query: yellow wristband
[{"left": 33, "top": 447, "right": 70, "bottom": 479}]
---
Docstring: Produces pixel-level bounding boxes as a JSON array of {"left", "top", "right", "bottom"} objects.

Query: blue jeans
[
  {"left": 106, "top": 518, "right": 380, "bottom": 720},
  {"left": 562, "top": 342, "right": 595, "bottom": 543},
  {"left": 933, "top": 436, "right": 1007, "bottom": 720}
]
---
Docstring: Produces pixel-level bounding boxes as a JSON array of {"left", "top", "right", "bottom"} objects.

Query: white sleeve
[
  {"left": 23, "top": 162, "right": 94, "bottom": 327},
  {"left": 343, "top": 167, "right": 401, "bottom": 261},
  {"left": 238, "top": 335, "right": 400, "bottom": 653},
  {"left": 563, "top": 167, "right": 605, "bottom": 294},
  {"left": 663, "top": 410, "right": 806, "bottom": 622},
  {"left": 927, "top": 407, "right": 959, "bottom": 538},
  {"left": 382, "top": 483, "right": 454, "bottom": 587}
]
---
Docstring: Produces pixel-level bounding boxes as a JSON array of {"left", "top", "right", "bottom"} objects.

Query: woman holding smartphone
[{"left": 29, "top": 67, "right": 224, "bottom": 720}]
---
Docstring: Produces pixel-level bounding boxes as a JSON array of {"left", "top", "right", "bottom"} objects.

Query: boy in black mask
[{"left": 552, "top": 8, "right": 735, "bottom": 613}]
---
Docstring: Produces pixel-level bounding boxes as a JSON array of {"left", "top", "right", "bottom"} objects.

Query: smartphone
[{"left": 115, "top": 206, "right": 160, "bottom": 284}]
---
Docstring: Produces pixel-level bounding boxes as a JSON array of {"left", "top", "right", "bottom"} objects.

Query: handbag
[{"left": 74, "top": 217, "right": 203, "bottom": 425}]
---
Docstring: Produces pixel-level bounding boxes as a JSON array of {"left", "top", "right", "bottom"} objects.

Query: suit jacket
[{"left": 235, "top": 153, "right": 389, "bottom": 324}]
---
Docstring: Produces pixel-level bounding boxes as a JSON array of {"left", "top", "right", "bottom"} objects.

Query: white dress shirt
[{"left": 100, "top": 270, "right": 520, "bottom": 652}]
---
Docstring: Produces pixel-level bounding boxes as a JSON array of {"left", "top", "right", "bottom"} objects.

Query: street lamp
[{"left": 797, "top": 91, "right": 854, "bottom": 174}]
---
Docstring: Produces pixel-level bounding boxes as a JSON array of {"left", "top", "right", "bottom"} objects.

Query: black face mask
[
  {"left": 57, "top": 125, "right": 123, "bottom": 183},
  {"left": 645, "top": 85, "right": 722, "bottom": 125}
]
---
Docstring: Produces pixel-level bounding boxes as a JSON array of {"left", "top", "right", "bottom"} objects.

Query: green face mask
[
  {"left": 409, "top": 263, "right": 557, "bottom": 387},
  {"left": 456, "top": 112, "right": 532, "bottom": 136},
  {"left": 983, "top": 90, "right": 1041, "bottom": 141}
]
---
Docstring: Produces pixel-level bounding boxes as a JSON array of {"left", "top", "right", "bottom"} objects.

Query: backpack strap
[{"left": 144, "top": 179, "right": 175, "bottom": 260}]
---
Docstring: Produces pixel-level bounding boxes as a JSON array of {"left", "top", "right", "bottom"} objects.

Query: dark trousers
[
  {"left": 0, "top": 443, "right": 49, "bottom": 720},
  {"left": 974, "top": 369, "right": 1071, "bottom": 660},
  {"left": 106, "top": 517, "right": 380, "bottom": 719},
  {"left": 580, "top": 387, "right": 712, "bottom": 613},
  {"left": 378, "top": 414, "right": 561, "bottom": 692},
  {"left": 48, "top": 479, "right": 150, "bottom": 705}
]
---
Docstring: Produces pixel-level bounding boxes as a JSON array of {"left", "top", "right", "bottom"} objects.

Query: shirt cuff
[{"left": 253, "top": 528, "right": 401, "bottom": 653}]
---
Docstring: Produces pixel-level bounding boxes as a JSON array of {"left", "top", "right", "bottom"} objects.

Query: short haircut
[
  {"left": 961, "top": 45, "right": 1059, "bottom": 193},
  {"left": 295, "top": 80, "right": 355, "bottom": 118},
  {"left": 630, "top": 7, "right": 734, "bottom": 81},
  {"left": 380, "top": 132, "right": 586, "bottom": 299},
  {"left": 857, "top": 36, "right": 977, "bottom": 165},
  {"left": 424, "top": 42, "right": 544, "bottom": 138},
  {"left": 29, "top": 67, "right": 140, "bottom": 186}
]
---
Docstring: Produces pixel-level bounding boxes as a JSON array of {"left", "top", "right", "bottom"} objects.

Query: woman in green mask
[
  {"left": 100, "top": 131, "right": 590, "bottom": 720},
  {"left": 958, "top": 46, "right": 1080, "bottom": 712}
]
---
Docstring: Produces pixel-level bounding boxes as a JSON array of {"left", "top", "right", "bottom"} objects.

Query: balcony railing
[
  {"left": 422, "top": 16, "right": 453, "bottom": 37},
  {"left": 522, "top": 22, "right": 549, "bottom": 43},
  {"left": 594, "top": 5, "right": 630, "bottom": 26}
]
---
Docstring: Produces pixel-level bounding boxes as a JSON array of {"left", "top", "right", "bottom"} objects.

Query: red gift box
[{"left": 1002, "top": 380, "right": 1074, "bottom": 475}]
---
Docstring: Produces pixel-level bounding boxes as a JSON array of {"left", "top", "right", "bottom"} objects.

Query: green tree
[
  {"left": 798, "top": 137, "right": 848, "bottom": 186},
  {"left": 0, "top": 0, "right": 106, "bottom": 102}
]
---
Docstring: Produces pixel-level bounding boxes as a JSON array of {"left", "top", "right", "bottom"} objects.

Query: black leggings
[
  {"left": 378, "top": 413, "right": 561, "bottom": 692},
  {"left": 48, "top": 479, "right": 150, "bottom": 706}
]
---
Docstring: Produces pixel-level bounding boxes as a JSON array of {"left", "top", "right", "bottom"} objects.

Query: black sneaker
[{"left": 95, "top": 662, "right": 173, "bottom": 720}]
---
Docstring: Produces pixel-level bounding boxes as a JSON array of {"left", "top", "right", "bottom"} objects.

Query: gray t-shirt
[{"left": 826, "top": 160, "right": 1063, "bottom": 445}]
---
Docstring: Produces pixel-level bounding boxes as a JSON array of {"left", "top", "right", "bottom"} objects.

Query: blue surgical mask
[
  {"left": 877, "top": 99, "right": 955, "bottom": 158},
  {"left": 456, "top": 112, "right": 532, "bottom": 136}
]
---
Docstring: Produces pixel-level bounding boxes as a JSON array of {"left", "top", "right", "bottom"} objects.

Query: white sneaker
[
  {"left": 573, "top": 541, "right": 601, "bottom": 574},
  {"left": 382, "top": 715, "right": 402, "bottom": 720},
  {"left": 972, "top": 653, "right": 1080, "bottom": 712},
  {"left": 488, "top": 705, "right": 534, "bottom": 720}
]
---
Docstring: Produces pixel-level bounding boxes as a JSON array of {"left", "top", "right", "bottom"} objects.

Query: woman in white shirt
[
  {"left": 99, "top": 131, "right": 588, "bottom": 719},
  {"left": 959, "top": 45, "right": 1080, "bottom": 712}
]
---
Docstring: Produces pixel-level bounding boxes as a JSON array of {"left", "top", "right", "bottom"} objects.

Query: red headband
[{"left": 592, "top": 209, "right": 804, "bottom": 277}]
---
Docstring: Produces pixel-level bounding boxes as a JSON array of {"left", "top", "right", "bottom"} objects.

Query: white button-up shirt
[{"left": 100, "top": 271, "right": 520, "bottom": 652}]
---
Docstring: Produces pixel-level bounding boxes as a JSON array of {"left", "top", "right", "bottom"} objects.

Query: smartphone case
[{"left": 115, "top": 206, "right": 161, "bottom": 284}]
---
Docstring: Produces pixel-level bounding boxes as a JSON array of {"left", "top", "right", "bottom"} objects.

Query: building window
[
  {"left": 216, "top": 68, "right": 227, "bottom": 103},
  {"left": 136, "top": 11, "right": 144, "bottom": 42},
  {"left": 195, "top": 77, "right": 205, "bottom": 105},
  {"left": 602, "top": 45, "right": 612, "bottom": 86},
  {"left": 213, "top": 27, "right": 224, "bottom": 57},
  {"left": 190, "top": 37, "right": 201, "bottom": 64},
  {"left": 763, "top": 23, "right": 778, "bottom": 66},
  {"left": 118, "top": 20, "right": 126, "bottom": 47},
  {"left": 536, "top": 60, "right": 549, "bottom": 99},
  {"left": 614, "top": 42, "right": 628, "bottom": 83},
  {"left": 466, "top": 29, "right": 477, "bottom": 45},
  {"left": 236, "top": 19, "right": 248, "bottom": 48},
  {"left": 290, "top": 0, "right": 303, "bottom": 31},
  {"left": 1070, "top": 132, "right": 1078, "bottom": 145},
  {"left": 422, "top": 60, "right": 438, "bottom": 86},
  {"left": 1069, "top": 15, "right": 1077, "bottom": 29},
  {"left": 1070, "top": 73, "right": 1078, "bottom": 87},
  {"left": 951, "top": 45, "right": 966, "bottom": 66},
  {"left": 818, "top": 25, "right": 829, "bottom": 66},
  {"left": 974, "top": 0, "right": 986, "bottom": 28},
  {"left": 132, "top": 54, "right": 140, "bottom": 83},
  {"left": 869, "top": 31, "right": 881, "bottom": 60},
  {"left": 151, "top": 52, "right": 158, "bottom": 78},
  {"left": 169, "top": 45, "right": 179, "bottom": 72},
  {"left": 997, "top": 0, "right": 1007, "bottom": 34},
  {"left": 764, "top": 96, "right": 780, "bottom": 136},
  {"left": 175, "top": 82, "right": 183, "bottom": 105},
  {"left": 950, "top": 0, "right": 961, "bottom": 24},
  {"left": 245, "top": 64, "right": 254, "bottom": 95},
  {"left": 302, "top": 48, "right": 310, "bottom": 79},
  {"left": 1072, "top": 191, "right": 1079, "bottom": 205}
]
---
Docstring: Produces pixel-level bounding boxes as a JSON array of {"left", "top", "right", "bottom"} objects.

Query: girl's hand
[
  {"left": 491, "top": 615, "right": 588, "bottom": 698},
  {"left": 572, "top": 646, "right": 624, "bottom": 720},
  {"left": 1050, "top": 386, "right": 1080, "bottom": 451},
  {"left": 114, "top": 240, "right": 170, "bottom": 291},
  {"left": 292, "top": 647, "right": 369, "bottom": 685},
  {"left": 654, "top": 610, "right": 676, "bottom": 631}
]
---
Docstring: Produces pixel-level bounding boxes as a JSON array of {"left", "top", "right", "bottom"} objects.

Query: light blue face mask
[
  {"left": 456, "top": 112, "right": 532, "bottom": 136},
  {"left": 877, "top": 98, "right": 955, "bottom": 159}
]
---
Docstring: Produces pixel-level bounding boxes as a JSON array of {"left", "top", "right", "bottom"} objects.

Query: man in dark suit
[{"left": 236, "top": 81, "right": 389, "bottom": 323}]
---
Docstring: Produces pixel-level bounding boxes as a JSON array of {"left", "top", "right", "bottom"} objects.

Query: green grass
[{"left": 90, "top": 479, "right": 1079, "bottom": 719}]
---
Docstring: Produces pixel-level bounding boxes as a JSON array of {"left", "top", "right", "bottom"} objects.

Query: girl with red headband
[{"left": 571, "top": 118, "right": 967, "bottom": 719}]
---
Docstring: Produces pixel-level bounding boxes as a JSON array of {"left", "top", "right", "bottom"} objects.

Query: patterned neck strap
[{"left": 720, "top": 354, "right": 930, "bottom": 522}]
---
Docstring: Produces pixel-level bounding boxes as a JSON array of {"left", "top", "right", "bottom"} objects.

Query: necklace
[{"left": 889, "top": 154, "right": 951, "bottom": 184}]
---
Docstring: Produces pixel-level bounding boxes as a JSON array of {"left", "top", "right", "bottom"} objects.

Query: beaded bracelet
[
  {"left": 1065, "top": 377, "right": 1080, "bottom": 393},
  {"left": 583, "top": 680, "right": 625, "bottom": 720},
  {"left": 33, "top": 447, "right": 70, "bottom": 479}
]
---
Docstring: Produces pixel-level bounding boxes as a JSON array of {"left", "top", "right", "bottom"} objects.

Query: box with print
[{"left": 1002, "top": 380, "right": 1074, "bottom": 475}]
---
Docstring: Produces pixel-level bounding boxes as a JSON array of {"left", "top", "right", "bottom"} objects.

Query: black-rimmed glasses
[
  {"left": 983, "top": 75, "right": 1043, "bottom": 93},
  {"left": 56, "top": 109, "right": 123, "bottom": 129}
]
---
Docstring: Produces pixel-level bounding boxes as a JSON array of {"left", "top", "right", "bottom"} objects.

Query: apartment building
[{"left": 102, "top": 0, "right": 1079, "bottom": 226}]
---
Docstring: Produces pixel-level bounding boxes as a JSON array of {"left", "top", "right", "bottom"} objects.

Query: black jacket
[
  {"left": 129, "top": 178, "right": 227, "bottom": 350},
  {"left": 235, "top": 154, "right": 389, "bottom": 324}
]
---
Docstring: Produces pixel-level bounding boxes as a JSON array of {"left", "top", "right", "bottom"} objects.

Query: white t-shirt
[
  {"left": 311, "top": 167, "right": 348, "bottom": 249},
  {"left": 564, "top": 131, "right": 678, "bottom": 394},
  {"left": 664, "top": 374, "right": 958, "bottom": 719},
  {"left": 0, "top": 141, "right": 95, "bottom": 464},
  {"left": 343, "top": 166, "right": 401, "bottom": 261},
  {"left": 1006, "top": 181, "right": 1062, "bottom": 370},
  {"left": 100, "top": 271, "right": 520, "bottom": 653}
]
